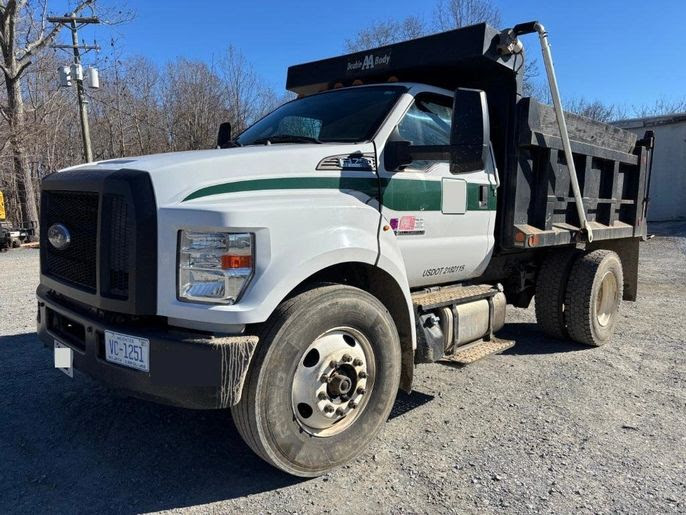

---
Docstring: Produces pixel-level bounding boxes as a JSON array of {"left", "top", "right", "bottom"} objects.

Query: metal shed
[{"left": 614, "top": 113, "right": 686, "bottom": 221}]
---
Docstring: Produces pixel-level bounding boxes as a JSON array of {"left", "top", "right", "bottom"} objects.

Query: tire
[
  {"left": 535, "top": 248, "right": 580, "bottom": 339},
  {"left": 565, "top": 250, "right": 623, "bottom": 346},
  {"left": 231, "top": 284, "right": 402, "bottom": 477}
]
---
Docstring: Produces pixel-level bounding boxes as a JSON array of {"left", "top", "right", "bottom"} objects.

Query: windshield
[{"left": 236, "top": 86, "right": 406, "bottom": 145}]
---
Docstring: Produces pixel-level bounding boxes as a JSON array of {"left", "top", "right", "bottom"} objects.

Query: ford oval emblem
[{"left": 48, "top": 223, "right": 71, "bottom": 250}]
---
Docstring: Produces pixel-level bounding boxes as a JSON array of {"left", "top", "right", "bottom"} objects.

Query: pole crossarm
[
  {"left": 51, "top": 44, "right": 100, "bottom": 54},
  {"left": 46, "top": 16, "right": 100, "bottom": 24},
  {"left": 52, "top": 44, "right": 100, "bottom": 50}
]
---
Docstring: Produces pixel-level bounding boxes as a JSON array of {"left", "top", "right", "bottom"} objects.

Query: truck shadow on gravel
[
  {"left": 0, "top": 331, "right": 433, "bottom": 513},
  {"left": 497, "top": 323, "right": 589, "bottom": 355},
  {"left": 649, "top": 220, "right": 686, "bottom": 238}
]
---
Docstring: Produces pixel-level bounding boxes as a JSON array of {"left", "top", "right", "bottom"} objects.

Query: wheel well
[{"left": 291, "top": 262, "right": 414, "bottom": 392}]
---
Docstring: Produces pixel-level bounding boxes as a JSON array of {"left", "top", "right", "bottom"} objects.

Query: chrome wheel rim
[
  {"left": 596, "top": 271, "right": 619, "bottom": 327},
  {"left": 291, "top": 327, "right": 374, "bottom": 437}
]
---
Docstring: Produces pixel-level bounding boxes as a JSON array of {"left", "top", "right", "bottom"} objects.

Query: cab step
[
  {"left": 441, "top": 337, "right": 514, "bottom": 365},
  {"left": 412, "top": 284, "right": 499, "bottom": 311}
]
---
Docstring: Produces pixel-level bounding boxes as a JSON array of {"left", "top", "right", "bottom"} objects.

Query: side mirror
[
  {"left": 217, "top": 122, "right": 232, "bottom": 148},
  {"left": 384, "top": 140, "right": 413, "bottom": 171},
  {"left": 450, "top": 88, "right": 490, "bottom": 173}
]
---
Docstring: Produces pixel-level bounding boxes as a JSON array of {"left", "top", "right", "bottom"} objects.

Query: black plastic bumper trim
[{"left": 36, "top": 287, "right": 258, "bottom": 409}]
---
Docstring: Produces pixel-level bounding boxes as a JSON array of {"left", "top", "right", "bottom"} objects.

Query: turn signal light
[{"left": 222, "top": 254, "right": 252, "bottom": 269}]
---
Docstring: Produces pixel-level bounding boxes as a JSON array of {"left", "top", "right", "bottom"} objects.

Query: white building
[{"left": 614, "top": 114, "right": 686, "bottom": 221}]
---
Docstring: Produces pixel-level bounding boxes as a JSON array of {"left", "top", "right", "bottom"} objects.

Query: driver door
[{"left": 378, "top": 92, "right": 497, "bottom": 287}]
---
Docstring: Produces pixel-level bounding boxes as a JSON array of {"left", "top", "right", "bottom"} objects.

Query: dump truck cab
[{"left": 37, "top": 22, "right": 651, "bottom": 477}]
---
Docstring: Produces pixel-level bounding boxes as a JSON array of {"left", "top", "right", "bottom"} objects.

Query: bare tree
[
  {"left": 345, "top": 0, "right": 502, "bottom": 53},
  {"left": 161, "top": 59, "right": 228, "bottom": 151},
  {"left": 344, "top": 16, "right": 426, "bottom": 52},
  {"left": 118, "top": 57, "right": 166, "bottom": 155},
  {"left": 563, "top": 97, "right": 625, "bottom": 123},
  {"left": 0, "top": 0, "right": 93, "bottom": 229},
  {"left": 433, "top": 0, "right": 500, "bottom": 30},
  {"left": 631, "top": 98, "right": 686, "bottom": 118},
  {"left": 22, "top": 50, "right": 76, "bottom": 178},
  {"left": 219, "top": 45, "right": 291, "bottom": 135}
]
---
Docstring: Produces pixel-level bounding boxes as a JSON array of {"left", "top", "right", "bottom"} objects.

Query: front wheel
[{"left": 232, "top": 284, "right": 401, "bottom": 477}]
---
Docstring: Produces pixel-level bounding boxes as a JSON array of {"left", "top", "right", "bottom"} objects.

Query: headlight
[{"left": 178, "top": 231, "right": 254, "bottom": 304}]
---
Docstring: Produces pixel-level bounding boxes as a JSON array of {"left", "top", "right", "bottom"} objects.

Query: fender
[{"left": 157, "top": 189, "right": 416, "bottom": 349}]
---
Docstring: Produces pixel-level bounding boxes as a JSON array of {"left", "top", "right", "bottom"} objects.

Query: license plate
[
  {"left": 105, "top": 330, "right": 150, "bottom": 372},
  {"left": 54, "top": 340, "right": 73, "bottom": 378}
]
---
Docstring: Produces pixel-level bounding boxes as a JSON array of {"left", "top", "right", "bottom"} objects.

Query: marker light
[{"left": 221, "top": 254, "right": 252, "bottom": 269}]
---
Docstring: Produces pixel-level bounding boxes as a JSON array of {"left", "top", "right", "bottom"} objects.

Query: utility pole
[{"left": 48, "top": 15, "right": 100, "bottom": 163}]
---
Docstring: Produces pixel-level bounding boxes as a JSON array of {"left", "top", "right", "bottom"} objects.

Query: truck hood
[{"left": 63, "top": 142, "right": 375, "bottom": 206}]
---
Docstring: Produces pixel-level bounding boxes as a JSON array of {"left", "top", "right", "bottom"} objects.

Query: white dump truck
[{"left": 37, "top": 22, "right": 653, "bottom": 476}]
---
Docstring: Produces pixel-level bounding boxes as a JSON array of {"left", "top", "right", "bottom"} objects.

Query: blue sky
[{"left": 54, "top": 0, "right": 684, "bottom": 109}]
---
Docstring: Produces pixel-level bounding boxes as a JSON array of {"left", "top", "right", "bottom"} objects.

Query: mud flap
[{"left": 213, "top": 335, "right": 259, "bottom": 408}]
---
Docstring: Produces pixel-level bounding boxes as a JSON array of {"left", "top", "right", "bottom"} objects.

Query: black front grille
[
  {"left": 103, "top": 194, "right": 130, "bottom": 297},
  {"left": 43, "top": 191, "right": 99, "bottom": 291},
  {"left": 41, "top": 168, "right": 157, "bottom": 315}
]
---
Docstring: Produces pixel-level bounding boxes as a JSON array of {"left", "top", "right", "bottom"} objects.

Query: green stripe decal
[
  {"left": 183, "top": 177, "right": 377, "bottom": 202},
  {"left": 379, "top": 177, "right": 443, "bottom": 211},
  {"left": 183, "top": 176, "right": 496, "bottom": 212}
]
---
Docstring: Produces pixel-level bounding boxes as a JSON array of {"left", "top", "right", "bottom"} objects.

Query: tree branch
[
  {"left": 18, "top": 0, "right": 93, "bottom": 64},
  {"left": 14, "top": 55, "right": 29, "bottom": 75},
  {"left": 0, "top": 102, "right": 11, "bottom": 122},
  {"left": 4, "top": 0, "right": 18, "bottom": 63}
]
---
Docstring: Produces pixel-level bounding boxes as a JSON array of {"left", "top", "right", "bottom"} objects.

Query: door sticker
[{"left": 390, "top": 216, "right": 425, "bottom": 235}]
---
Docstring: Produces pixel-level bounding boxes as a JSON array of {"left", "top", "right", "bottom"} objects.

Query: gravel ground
[{"left": 1, "top": 223, "right": 684, "bottom": 514}]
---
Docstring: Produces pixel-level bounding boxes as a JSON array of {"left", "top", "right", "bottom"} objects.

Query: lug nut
[
  {"left": 348, "top": 401, "right": 358, "bottom": 409},
  {"left": 324, "top": 405, "right": 334, "bottom": 414},
  {"left": 356, "top": 387, "right": 366, "bottom": 395},
  {"left": 317, "top": 392, "right": 328, "bottom": 400},
  {"left": 329, "top": 360, "right": 338, "bottom": 368},
  {"left": 342, "top": 354, "right": 352, "bottom": 363},
  {"left": 352, "top": 358, "right": 363, "bottom": 366},
  {"left": 358, "top": 371, "right": 368, "bottom": 379},
  {"left": 335, "top": 407, "right": 346, "bottom": 416},
  {"left": 320, "top": 374, "right": 329, "bottom": 383}
]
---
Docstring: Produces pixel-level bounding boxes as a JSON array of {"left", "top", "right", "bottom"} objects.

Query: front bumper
[{"left": 37, "top": 286, "right": 258, "bottom": 409}]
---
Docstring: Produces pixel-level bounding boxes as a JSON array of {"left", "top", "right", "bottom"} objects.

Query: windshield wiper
[{"left": 249, "top": 134, "right": 322, "bottom": 145}]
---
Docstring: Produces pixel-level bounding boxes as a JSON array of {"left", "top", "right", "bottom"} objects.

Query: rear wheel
[
  {"left": 565, "top": 250, "right": 623, "bottom": 346},
  {"left": 535, "top": 249, "right": 580, "bottom": 339},
  {"left": 232, "top": 284, "right": 401, "bottom": 477}
]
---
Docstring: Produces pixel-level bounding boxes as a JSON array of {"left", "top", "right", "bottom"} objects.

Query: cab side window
[{"left": 397, "top": 94, "right": 452, "bottom": 171}]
